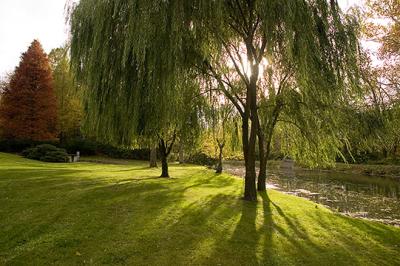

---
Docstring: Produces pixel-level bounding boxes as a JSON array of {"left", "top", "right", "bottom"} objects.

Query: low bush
[
  {"left": 0, "top": 139, "right": 58, "bottom": 153},
  {"left": 22, "top": 144, "right": 68, "bottom": 162},
  {"left": 1, "top": 137, "right": 151, "bottom": 161},
  {"left": 61, "top": 137, "right": 97, "bottom": 155},
  {"left": 187, "top": 152, "right": 217, "bottom": 166},
  {"left": 96, "top": 143, "right": 150, "bottom": 160}
]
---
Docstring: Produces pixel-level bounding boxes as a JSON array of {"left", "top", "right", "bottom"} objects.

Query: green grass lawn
[{"left": 1, "top": 153, "right": 399, "bottom": 265}]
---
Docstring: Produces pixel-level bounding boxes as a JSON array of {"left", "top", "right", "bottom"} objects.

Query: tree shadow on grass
[
  {"left": 1, "top": 160, "right": 242, "bottom": 264},
  {"left": 203, "top": 191, "right": 360, "bottom": 265},
  {"left": 2, "top": 161, "right": 399, "bottom": 265},
  {"left": 308, "top": 210, "right": 400, "bottom": 264},
  {"left": 1, "top": 174, "right": 190, "bottom": 265}
]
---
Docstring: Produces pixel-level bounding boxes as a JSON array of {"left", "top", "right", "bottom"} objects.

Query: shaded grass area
[{"left": 0, "top": 153, "right": 399, "bottom": 265}]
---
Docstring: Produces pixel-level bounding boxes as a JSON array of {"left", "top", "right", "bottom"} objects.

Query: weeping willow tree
[
  {"left": 69, "top": 0, "right": 361, "bottom": 200},
  {"left": 69, "top": 0, "right": 202, "bottom": 177}
]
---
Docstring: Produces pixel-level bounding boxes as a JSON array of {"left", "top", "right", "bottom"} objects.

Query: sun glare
[{"left": 226, "top": 54, "right": 268, "bottom": 80}]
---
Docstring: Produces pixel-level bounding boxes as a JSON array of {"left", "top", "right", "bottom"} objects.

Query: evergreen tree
[{"left": 0, "top": 40, "right": 57, "bottom": 141}]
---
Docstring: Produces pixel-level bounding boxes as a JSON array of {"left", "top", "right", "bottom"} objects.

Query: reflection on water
[
  {"left": 270, "top": 169, "right": 400, "bottom": 221},
  {"left": 224, "top": 162, "right": 400, "bottom": 224}
]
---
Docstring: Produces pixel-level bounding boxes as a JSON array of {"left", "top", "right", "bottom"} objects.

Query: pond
[{"left": 224, "top": 161, "right": 400, "bottom": 225}]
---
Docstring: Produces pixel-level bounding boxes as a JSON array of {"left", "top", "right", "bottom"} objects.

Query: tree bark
[
  {"left": 257, "top": 130, "right": 267, "bottom": 191},
  {"left": 160, "top": 152, "right": 169, "bottom": 177},
  {"left": 158, "top": 134, "right": 176, "bottom": 178},
  {"left": 257, "top": 101, "right": 282, "bottom": 191},
  {"left": 216, "top": 141, "right": 224, "bottom": 174},
  {"left": 149, "top": 147, "right": 157, "bottom": 168},
  {"left": 242, "top": 56, "right": 259, "bottom": 201}
]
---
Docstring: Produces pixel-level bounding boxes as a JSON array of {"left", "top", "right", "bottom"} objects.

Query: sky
[
  {"left": 0, "top": 0, "right": 362, "bottom": 78},
  {"left": 0, "top": 0, "right": 69, "bottom": 78}
]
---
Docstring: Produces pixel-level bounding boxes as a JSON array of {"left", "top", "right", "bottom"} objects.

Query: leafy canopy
[{"left": 70, "top": 0, "right": 361, "bottom": 162}]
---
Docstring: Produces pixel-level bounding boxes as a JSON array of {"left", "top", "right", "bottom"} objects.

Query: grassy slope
[{"left": 0, "top": 153, "right": 399, "bottom": 265}]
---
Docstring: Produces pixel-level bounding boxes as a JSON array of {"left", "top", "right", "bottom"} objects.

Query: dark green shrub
[
  {"left": 22, "top": 144, "right": 68, "bottom": 162},
  {"left": 61, "top": 137, "right": 97, "bottom": 155},
  {"left": 187, "top": 152, "right": 217, "bottom": 166},
  {"left": 0, "top": 139, "right": 58, "bottom": 153},
  {"left": 41, "top": 150, "right": 69, "bottom": 162},
  {"left": 96, "top": 143, "right": 150, "bottom": 160}
]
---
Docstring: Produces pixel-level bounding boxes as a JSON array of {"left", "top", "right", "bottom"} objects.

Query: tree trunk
[
  {"left": 244, "top": 123, "right": 257, "bottom": 201},
  {"left": 244, "top": 145, "right": 257, "bottom": 201},
  {"left": 149, "top": 147, "right": 157, "bottom": 168},
  {"left": 158, "top": 134, "right": 176, "bottom": 178},
  {"left": 241, "top": 49, "right": 261, "bottom": 201},
  {"left": 216, "top": 142, "right": 224, "bottom": 174},
  {"left": 179, "top": 142, "right": 184, "bottom": 164},
  {"left": 160, "top": 152, "right": 169, "bottom": 177},
  {"left": 257, "top": 102, "right": 281, "bottom": 191},
  {"left": 257, "top": 130, "right": 267, "bottom": 191}
]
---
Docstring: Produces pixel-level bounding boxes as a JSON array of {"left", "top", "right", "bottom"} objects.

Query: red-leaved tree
[{"left": 0, "top": 40, "right": 57, "bottom": 141}]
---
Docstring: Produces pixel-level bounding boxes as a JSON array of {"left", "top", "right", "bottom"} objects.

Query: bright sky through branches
[{"left": 0, "top": 0, "right": 362, "bottom": 78}]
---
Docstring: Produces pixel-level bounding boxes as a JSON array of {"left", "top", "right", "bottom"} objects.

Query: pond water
[{"left": 224, "top": 162, "right": 400, "bottom": 225}]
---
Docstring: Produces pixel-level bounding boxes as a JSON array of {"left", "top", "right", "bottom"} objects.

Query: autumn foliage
[{"left": 0, "top": 40, "right": 57, "bottom": 141}]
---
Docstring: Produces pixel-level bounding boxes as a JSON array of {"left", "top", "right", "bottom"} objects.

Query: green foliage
[
  {"left": 187, "top": 152, "right": 217, "bottom": 166},
  {"left": 48, "top": 46, "right": 83, "bottom": 139},
  {"left": 22, "top": 144, "right": 68, "bottom": 163},
  {"left": 60, "top": 137, "right": 151, "bottom": 159},
  {"left": 96, "top": 144, "right": 150, "bottom": 160},
  {"left": 69, "top": 1, "right": 203, "bottom": 146},
  {"left": 60, "top": 137, "right": 98, "bottom": 155},
  {"left": 69, "top": 0, "right": 362, "bottom": 178},
  {"left": 0, "top": 139, "right": 59, "bottom": 153}
]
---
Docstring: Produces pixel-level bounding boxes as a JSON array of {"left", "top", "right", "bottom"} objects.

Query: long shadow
[
  {"left": 258, "top": 191, "right": 336, "bottom": 265},
  {"left": 1, "top": 157, "right": 245, "bottom": 264},
  {"left": 228, "top": 199, "right": 259, "bottom": 264},
  {"left": 258, "top": 191, "right": 274, "bottom": 264},
  {"left": 1, "top": 172, "right": 190, "bottom": 264},
  {"left": 309, "top": 210, "right": 400, "bottom": 262}
]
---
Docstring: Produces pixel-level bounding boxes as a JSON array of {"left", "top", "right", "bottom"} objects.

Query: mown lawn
[{"left": 0, "top": 153, "right": 399, "bottom": 265}]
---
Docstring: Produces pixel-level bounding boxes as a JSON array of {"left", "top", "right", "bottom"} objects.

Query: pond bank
[
  {"left": 224, "top": 159, "right": 400, "bottom": 179},
  {"left": 223, "top": 160, "right": 400, "bottom": 227},
  {"left": 317, "top": 162, "right": 400, "bottom": 179}
]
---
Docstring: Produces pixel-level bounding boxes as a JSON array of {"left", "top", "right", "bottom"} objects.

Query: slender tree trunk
[
  {"left": 158, "top": 134, "right": 176, "bottom": 178},
  {"left": 243, "top": 62, "right": 259, "bottom": 201},
  {"left": 257, "top": 102, "right": 282, "bottom": 191},
  {"left": 160, "top": 152, "right": 169, "bottom": 177},
  {"left": 242, "top": 116, "right": 257, "bottom": 201},
  {"left": 216, "top": 141, "right": 224, "bottom": 174},
  {"left": 149, "top": 146, "right": 157, "bottom": 168},
  {"left": 159, "top": 140, "right": 169, "bottom": 177},
  {"left": 257, "top": 130, "right": 267, "bottom": 191},
  {"left": 244, "top": 137, "right": 257, "bottom": 201}
]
